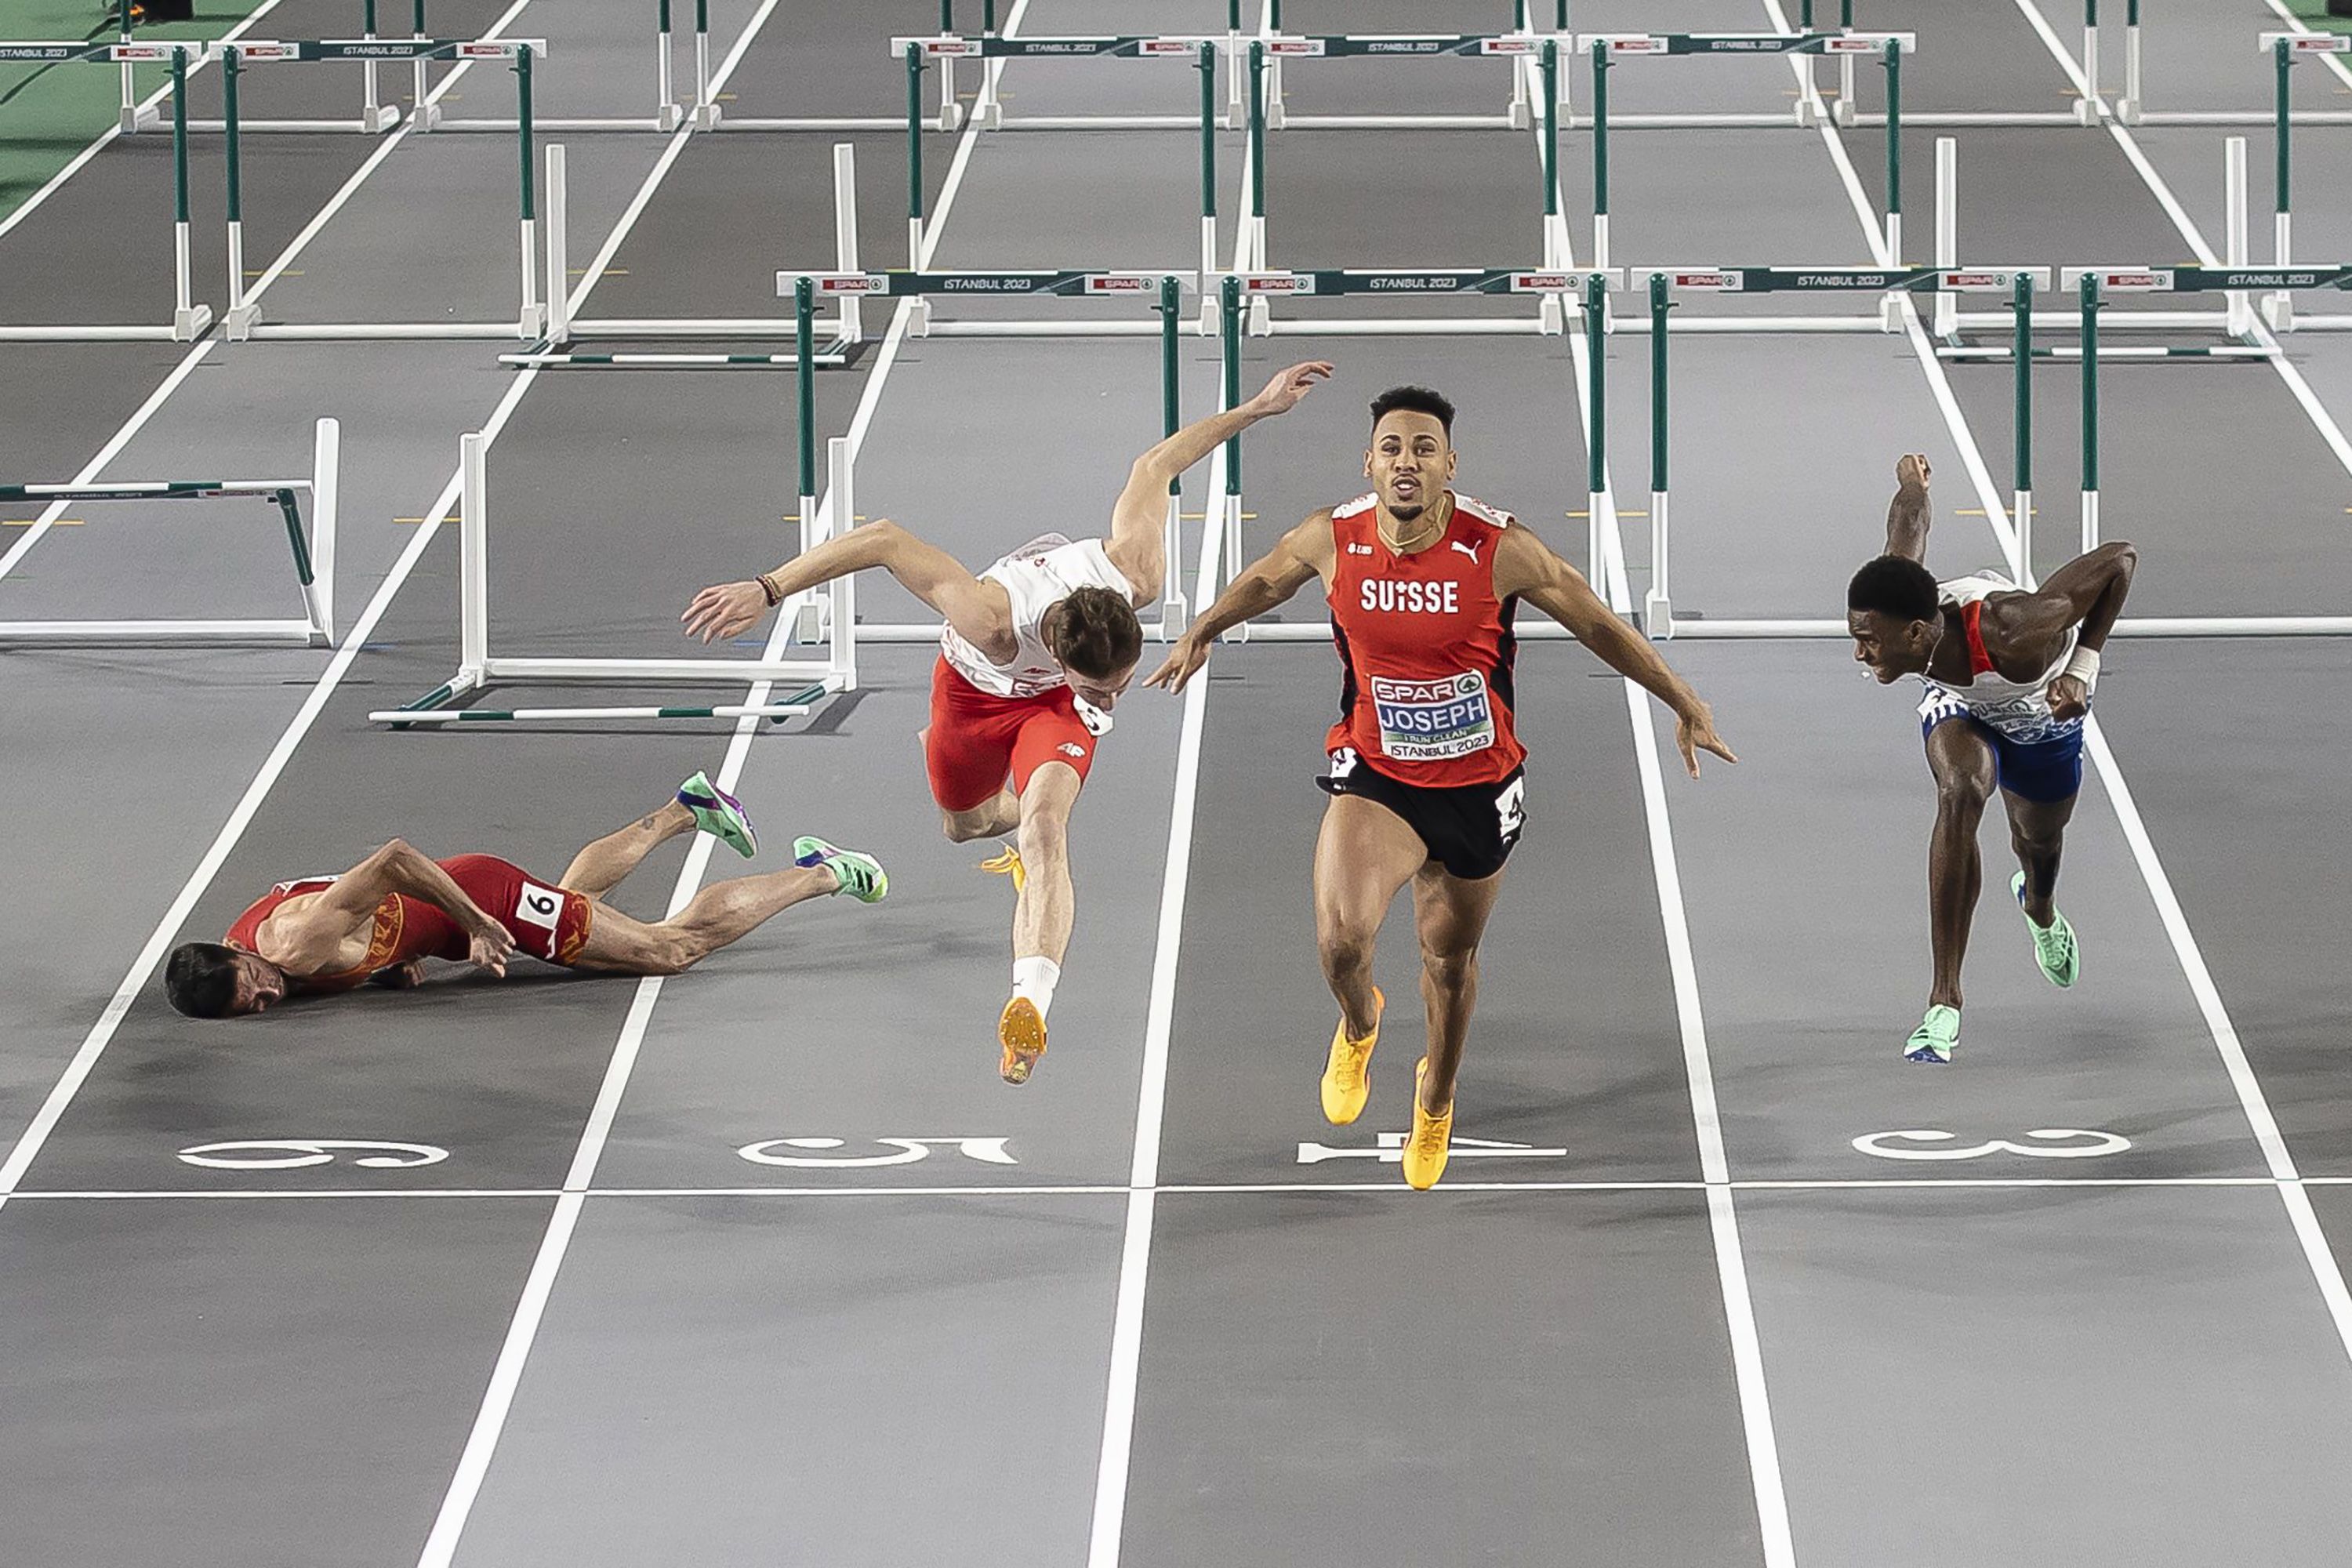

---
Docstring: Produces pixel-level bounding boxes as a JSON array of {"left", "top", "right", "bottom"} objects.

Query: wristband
[
  {"left": 757, "top": 572, "right": 784, "bottom": 607},
  {"left": 2062, "top": 644, "right": 2100, "bottom": 693}
]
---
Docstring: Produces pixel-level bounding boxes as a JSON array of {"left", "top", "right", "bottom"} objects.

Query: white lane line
[
  {"left": 1083, "top": 89, "right": 1243, "bottom": 1563},
  {"left": 1785, "top": 0, "right": 2352, "bottom": 1390},
  {"left": 15, "top": 1174, "right": 2339, "bottom": 1201},
  {"left": 2008, "top": 0, "right": 2352, "bottom": 1374},
  {"left": 0, "top": 0, "right": 286, "bottom": 244},
  {"left": 2012, "top": 0, "right": 2352, "bottom": 485},
  {"left": 0, "top": 0, "right": 530, "bottom": 585},
  {"left": 0, "top": 3, "right": 762, "bottom": 1210},
  {"left": 1534, "top": 64, "right": 1797, "bottom": 1568},
  {"left": 412, "top": 7, "right": 1022, "bottom": 1562}
]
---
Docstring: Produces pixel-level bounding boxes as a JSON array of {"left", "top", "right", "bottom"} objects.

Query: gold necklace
[{"left": 1377, "top": 501, "right": 1445, "bottom": 554}]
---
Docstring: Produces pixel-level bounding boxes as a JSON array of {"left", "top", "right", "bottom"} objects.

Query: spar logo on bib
[{"left": 1370, "top": 671, "right": 1496, "bottom": 761}]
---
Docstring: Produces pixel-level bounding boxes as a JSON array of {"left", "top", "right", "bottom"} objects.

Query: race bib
[
  {"left": 1371, "top": 671, "right": 1496, "bottom": 761},
  {"left": 513, "top": 880, "right": 564, "bottom": 932}
]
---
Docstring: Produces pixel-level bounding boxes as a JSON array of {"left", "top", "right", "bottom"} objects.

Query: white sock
[{"left": 1012, "top": 956, "right": 1061, "bottom": 1019}]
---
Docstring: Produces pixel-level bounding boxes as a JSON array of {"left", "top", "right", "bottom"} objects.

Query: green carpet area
[
  {"left": 0, "top": 5, "right": 256, "bottom": 225},
  {"left": 2283, "top": 1, "right": 2352, "bottom": 36}
]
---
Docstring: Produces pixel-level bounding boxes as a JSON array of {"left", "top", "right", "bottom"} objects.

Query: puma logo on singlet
[{"left": 1450, "top": 539, "right": 1481, "bottom": 564}]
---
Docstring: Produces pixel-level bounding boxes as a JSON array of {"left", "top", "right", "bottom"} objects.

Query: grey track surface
[{"left": 5, "top": 0, "right": 2352, "bottom": 1563}]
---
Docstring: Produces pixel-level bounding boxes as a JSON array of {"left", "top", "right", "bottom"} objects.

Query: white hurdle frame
[
  {"left": 0, "top": 418, "right": 341, "bottom": 645},
  {"left": 371, "top": 431, "right": 852, "bottom": 726},
  {"left": 522, "top": 143, "right": 866, "bottom": 361},
  {"left": 2122, "top": 5, "right": 2352, "bottom": 125},
  {"left": 420, "top": 0, "right": 684, "bottom": 132}
]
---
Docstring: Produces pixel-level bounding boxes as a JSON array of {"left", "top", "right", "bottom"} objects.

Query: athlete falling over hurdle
[
  {"left": 1845, "top": 453, "right": 2139, "bottom": 1063},
  {"left": 683, "top": 361, "right": 1335, "bottom": 1085},
  {"left": 1148, "top": 384, "right": 1737, "bottom": 1189},
  {"left": 164, "top": 773, "right": 886, "bottom": 1018}
]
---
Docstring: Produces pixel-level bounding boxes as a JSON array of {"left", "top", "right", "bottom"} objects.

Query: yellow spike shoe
[
  {"left": 998, "top": 995, "right": 1047, "bottom": 1085},
  {"left": 980, "top": 844, "right": 1026, "bottom": 895},
  {"left": 1319, "top": 987, "right": 1383, "bottom": 1126},
  {"left": 1402, "top": 1059, "right": 1454, "bottom": 1191}
]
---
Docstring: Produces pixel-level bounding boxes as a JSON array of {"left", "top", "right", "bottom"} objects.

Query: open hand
[
  {"left": 1248, "top": 361, "right": 1334, "bottom": 417},
  {"left": 467, "top": 922, "right": 517, "bottom": 978},
  {"left": 2045, "top": 673, "right": 2089, "bottom": 724},
  {"left": 1143, "top": 634, "right": 1210, "bottom": 695},
  {"left": 682, "top": 579, "right": 771, "bottom": 644},
  {"left": 1896, "top": 452, "right": 1932, "bottom": 491},
  {"left": 1675, "top": 702, "right": 1739, "bottom": 779}
]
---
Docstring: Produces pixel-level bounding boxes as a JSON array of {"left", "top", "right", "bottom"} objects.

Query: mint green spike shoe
[
  {"left": 677, "top": 771, "right": 757, "bottom": 858},
  {"left": 1904, "top": 1004, "right": 1960, "bottom": 1064},
  {"left": 2013, "top": 871, "right": 2080, "bottom": 988},
  {"left": 793, "top": 836, "right": 888, "bottom": 904}
]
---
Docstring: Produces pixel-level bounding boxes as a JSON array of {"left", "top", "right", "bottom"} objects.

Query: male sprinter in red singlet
[
  {"left": 1149, "top": 385, "right": 1736, "bottom": 1189},
  {"left": 163, "top": 771, "right": 887, "bottom": 1018},
  {"left": 683, "top": 361, "right": 1334, "bottom": 1084},
  {"left": 1846, "top": 453, "right": 2138, "bottom": 1064}
]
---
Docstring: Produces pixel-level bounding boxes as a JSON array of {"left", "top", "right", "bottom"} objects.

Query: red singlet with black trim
[
  {"left": 1324, "top": 492, "right": 1526, "bottom": 787},
  {"left": 223, "top": 853, "right": 593, "bottom": 991}
]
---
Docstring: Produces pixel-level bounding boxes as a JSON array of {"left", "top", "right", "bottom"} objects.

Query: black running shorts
[{"left": 1316, "top": 747, "right": 1526, "bottom": 881}]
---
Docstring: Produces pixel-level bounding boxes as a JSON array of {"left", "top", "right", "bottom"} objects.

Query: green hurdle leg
[
  {"left": 906, "top": 46, "right": 926, "bottom": 260},
  {"left": 2013, "top": 271, "right": 2034, "bottom": 579},
  {"left": 1584, "top": 270, "right": 1607, "bottom": 585},
  {"left": 2078, "top": 272, "right": 2100, "bottom": 554},
  {"left": 1590, "top": 38, "right": 1610, "bottom": 267},
  {"left": 1646, "top": 271, "right": 1671, "bottom": 636}
]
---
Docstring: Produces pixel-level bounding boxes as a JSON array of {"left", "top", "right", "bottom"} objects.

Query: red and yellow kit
[
  {"left": 223, "top": 853, "right": 593, "bottom": 989},
  {"left": 1323, "top": 492, "right": 1526, "bottom": 786}
]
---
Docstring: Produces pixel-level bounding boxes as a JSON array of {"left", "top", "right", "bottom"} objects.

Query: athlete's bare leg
[
  {"left": 1011, "top": 762, "right": 1082, "bottom": 967},
  {"left": 2003, "top": 788, "right": 2075, "bottom": 928},
  {"left": 1925, "top": 720, "right": 1998, "bottom": 1010},
  {"left": 1409, "top": 862, "right": 1507, "bottom": 1113},
  {"left": 1312, "top": 794, "right": 1428, "bottom": 1040},
  {"left": 568, "top": 863, "right": 839, "bottom": 975},
  {"left": 560, "top": 799, "right": 696, "bottom": 897}
]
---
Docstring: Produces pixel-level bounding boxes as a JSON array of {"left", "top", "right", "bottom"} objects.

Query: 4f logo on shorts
[
  {"left": 1329, "top": 746, "right": 1360, "bottom": 780},
  {"left": 1058, "top": 742, "right": 1086, "bottom": 759},
  {"left": 514, "top": 881, "right": 564, "bottom": 932}
]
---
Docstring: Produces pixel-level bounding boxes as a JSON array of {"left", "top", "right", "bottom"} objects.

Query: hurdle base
[
  {"left": 518, "top": 303, "right": 550, "bottom": 339},
  {"left": 938, "top": 102, "right": 964, "bottom": 133},
  {"left": 657, "top": 102, "right": 684, "bottom": 132},
  {"left": 121, "top": 101, "right": 159, "bottom": 134},
  {"left": 1507, "top": 98, "right": 1532, "bottom": 132},
  {"left": 2117, "top": 97, "right": 2142, "bottom": 125},
  {"left": 691, "top": 100, "right": 722, "bottom": 130},
  {"left": 172, "top": 304, "right": 215, "bottom": 342},
  {"left": 2072, "top": 96, "right": 2100, "bottom": 126},
  {"left": 412, "top": 100, "right": 445, "bottom": 132},
  {"left": 977, "top": 99, "right": 1004, "bottom": 130},
  {"left": 223, "top": 303, "right": 263, "bottom": 342},
  {"left": 2264, "top": 295, "right": 2296, "bottom": 333},
  {"left": 1645, "top": 593, "right": 1673, "bottom": 640}
]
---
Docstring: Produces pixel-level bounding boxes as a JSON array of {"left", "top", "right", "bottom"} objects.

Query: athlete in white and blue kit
[{"left": 1845, "top": 454, "right": 2139, "bottom": 1063}]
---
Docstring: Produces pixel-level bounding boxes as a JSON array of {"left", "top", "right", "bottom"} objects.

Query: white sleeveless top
[
  {"left": 1914, "top": 572, "right": 2082, "bottom": 742},
  {"left": 938, "top": 533, "right": 1138, "bottom": 705}
]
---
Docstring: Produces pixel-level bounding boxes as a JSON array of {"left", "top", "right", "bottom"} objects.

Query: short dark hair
[
  {"left": 1053, "top": 586, "right": 1143, "bottom": 681},
  {"left": 165, "top": 942, "right": 245, "bottom": 1018},
  {"left": 1369, "top": 386, "right": 1455, "bottom": 439},
  {"left": 1847, "top": 555, "right": 1940, "bottom": 622}
]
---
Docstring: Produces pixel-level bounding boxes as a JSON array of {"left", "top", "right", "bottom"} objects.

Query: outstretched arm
[
  {"left": 1883, "top": 452, "right": 1934, "bottom": 561},
  {"left": 269, "top": 839, "right": 517, "bottom": 976},
  {"left": 1142, "top": 511, "right": 1332, "bottom": 694},
  {"left": 1106, "top": 360, "right": 1334, "bottom": 603},
  {"left": 683, "top": 518, "right": 1012, "bottom": 657},
  {"left": 1494, "top": 527, "right": 1737, "bottom": 779},
  {"left": 2016, "top": 539, "right": 2138, "bottom": 720}
]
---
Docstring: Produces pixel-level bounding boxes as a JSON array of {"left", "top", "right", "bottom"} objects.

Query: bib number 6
[{"left": 1494, "top": 776, "right": 1526, "bottom": 842}]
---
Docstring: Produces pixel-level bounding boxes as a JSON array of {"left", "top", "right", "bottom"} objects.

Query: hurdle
[
  {"left": 769, "top": 269, "right": 1200, "bottom": 637},
  {"left": 2058, "top": 264, "right": 2352, "bottom": 634},
  {"left": 212, "top": 38, "right": 550, "bottom": 341},
  {"left": 713, "top": 0, "right": 975, "bottom": 132},
  {"left": 2120, "top": 5, "right": 2352, "bottom": 126},
  {"left": 0, "top": 418, "right": 340, "bottom": 645},
  {"left": 165, "top": 0, "right": 405, "bottom": 133},
  {"left": 1585, "top": 32, "right": 1915, "bottom": 269},
  {"left": 1203, "top": 270, "right": 1623, "bottom": 636},
  {"left": 1243, "top": 13, "right": 1572, "bottom": 134},
  {"left": 1237, "top": 37, "right": 1573, "bottom": 325},
  {"left": 372, "top": 425, "right": 853, "bottom": 727},
  {"left": 416, "top": 0, "right": 685, "bottom": 132},
  {"left": 504, "top": 142, "right": 867, "bottom": 367},
  {"left": 0, "top": 41, "right": 209, "bottom": 343},
  {"left": 1933, "top": 135, "right": 2254, "bottom": 346},
  {"left": 1824, "top": 0, "right": 2090, "bottom": 126}
]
